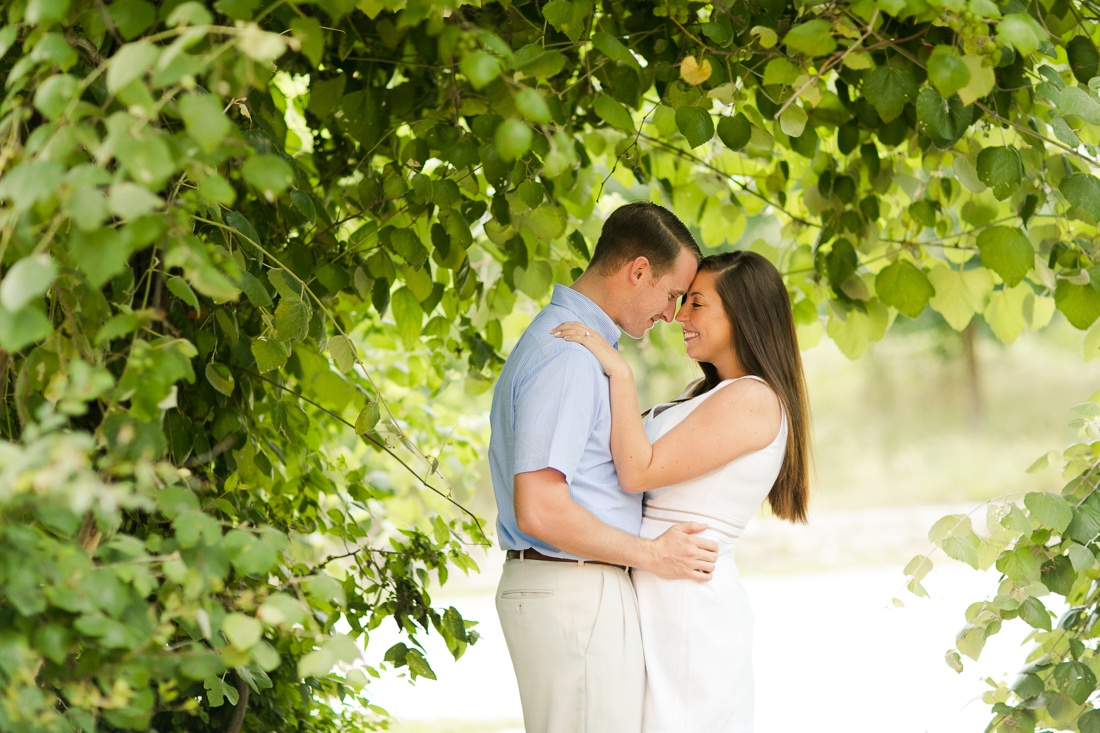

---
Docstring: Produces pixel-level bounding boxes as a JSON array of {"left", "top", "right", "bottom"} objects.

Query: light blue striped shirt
[{"left": 489, "top": 285, "right": 641, "bottom": 559}]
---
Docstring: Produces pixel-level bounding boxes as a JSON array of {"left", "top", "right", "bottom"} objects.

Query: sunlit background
[{"left": 356, "top": 237, "right": 1100, "bottom": 732}]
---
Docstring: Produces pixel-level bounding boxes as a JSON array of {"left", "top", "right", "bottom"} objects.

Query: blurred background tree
[{"left": 2, "top": 0, "right": 1100, "bottom": 731}]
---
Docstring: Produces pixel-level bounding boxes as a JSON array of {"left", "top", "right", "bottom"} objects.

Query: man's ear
[{"left": 627, "top": 256, "right": 650, "bottom": 285}]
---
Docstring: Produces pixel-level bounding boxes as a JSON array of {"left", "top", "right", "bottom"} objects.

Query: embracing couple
[{"left": 488, "top": 201, "right": 812, "bottom": 733}]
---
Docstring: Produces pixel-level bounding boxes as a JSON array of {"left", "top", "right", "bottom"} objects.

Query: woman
[{"left": 552, "top": 250, "right": 811, "bottom": 732}]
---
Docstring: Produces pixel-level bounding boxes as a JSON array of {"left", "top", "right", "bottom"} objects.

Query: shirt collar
[{"left": 550, "top": 285, "right": 621, "bottom": 347}]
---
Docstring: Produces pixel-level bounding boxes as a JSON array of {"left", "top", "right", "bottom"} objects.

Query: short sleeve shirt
[{"left": 489, "top": 286, "right": 643, "bottom": 559}]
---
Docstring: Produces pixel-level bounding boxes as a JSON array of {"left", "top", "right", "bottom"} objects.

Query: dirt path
[{"left": 373, "top": 504, "right": 1030, "bottom": 733}]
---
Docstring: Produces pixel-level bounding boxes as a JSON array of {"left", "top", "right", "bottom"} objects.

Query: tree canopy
[{"left": 2, "top": 0, "right": 1100, "bottom": 730}]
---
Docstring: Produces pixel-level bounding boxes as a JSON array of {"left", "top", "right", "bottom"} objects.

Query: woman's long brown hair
[{"left": 684, "top": 251, "right": 812, "bottom": 523}]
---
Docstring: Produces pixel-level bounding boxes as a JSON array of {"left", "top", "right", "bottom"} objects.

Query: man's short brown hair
[{"left": 587, "top": 202, "right": 701, "bottom": 278}]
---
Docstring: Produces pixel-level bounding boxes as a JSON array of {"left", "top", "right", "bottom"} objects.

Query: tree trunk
[{"left": 962, "top": 321, "right": 984, "bottom": 429}]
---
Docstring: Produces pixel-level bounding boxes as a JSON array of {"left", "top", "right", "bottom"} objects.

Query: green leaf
[
  {"left": 251, "top": 338, "right": 288, "bottom": 373},
  {"left": 594, "top": 94, "right": 635, "bottom": 132},
  {"left": 927, "top": 46, "right": 970, "bottom": 98},
  {"left": 0, "top": 160, "right": 65, "bottom": 210},
  {"left": 1017, "top": 597, "right": 1052, "bottom": 631},
  {"left": 405, "top": 648, "right": 437, "bottom": 680},
  {"left": 512, "top": 45, "right": 567, "bottom": 79},
  {"left": 290, "top": 15, "right": 324, "bottom": 67},
  {"left": 205, "top": 361, "right": 235, "bottom": 397},
  {"left": 862, "top": 58, "right": 919, "bottom": 122},
  {"left": 0, "top": 26, "right": 15, "bottom": 61},
  {"left": 33, "top": 73, "right": 79, "bottom": 120},
  {"left": 904, "top": 554, "right": 932, "bottom": 581},
  {"left": 928, "top": 267, "right": 995, "bottom": 331},
  {"left": 179, "top": 92, "right": 232, "bottom": 154},
  {"left": 274, "top": 297, "right": 310, "bottom": 341},
  {"left": 1067, "top": 503, "right": 1100, "bottom": 544},
  {"left": 996, "top": 13, "right": 1045, "bottom": 56},
  {"left": 1080, "top": 710, "right": 1100, "bottom": 733},
  {"left": 1068, "top": 36, "right": 1100, "bottom": 84},
  {"left": 1023, "top": 492, "right": 1073, "bottom": 533},
  {"left": 242, "top": 155, "right": 295, "bottom": 201},
  {"left": 958, "top": 55, "right": 996, "bottom": 105},
  {"left": 355, "top": 401, "right": 380, "bottom": 434},
  {"left": 166, "top": 275, "right": 200, "bottom": 310},
  {"left": 1059, "top": 86, "right": 1100, "bottom": 124},
  {"left": 717, "top": 113, "right": 752, "bottom": 151},
  {"left": 542, "top": 0, "right": 584, "bottom": 42},
  {"left": 494, "top": 119, "right": 533, "bottom": 162},
  {"left": 26, "top": 0, "right": 71, "bottom": 24},
  {"left": 0, "top": 304, "right": 52, "bottom": 352},
  {"left": 875, "top": 261, "right": 934, "bottom": 318},
  {"left": 1067, "top": 542, "right": 1095, "bottom": 572},
  {"left": 1061, "top": 173, "right": 1100, "bottom": 219},
  {"left": 238, "top": 25, "right": 287, "bottom": 62},
  {"left": 204, "top": 675, "right": 239, "bottom": 707},
  {"left": 224, "top": 211, "right": 260, "bottom": 250},
  {"left": 778, "top": 106, "right": 808, "bottom": 138},
  {"left": 784, "top": 19, "right": 837, "bottom": 57},
  {"left": 258, "top": 593, "right": 307, "bottom": 627},
  {"left": 996, "top": 545, "right": 1040, "bottom": 580},
  {"left": 675, "top": 107, "right": 714, "bottom": 148},
  {"left": 459, "top": 51, "right": 501, "bottom": 90},
  {"left": 985, "top": 284, "right": 1029, "bottom": 344},
  {"left": 106, "top": 42, "right": 160, "bottom": 94},
  {"left": 929, "top": 514, "right": 971, "bottom": 544},
  {"left": 222, "top": 613, "right": 262, "bottom": 650},
  {"left": 107, "top": 182, "right": 163, "bottom": 220},
  {"left": 976, "top": 227, "right": 1033, "bottom": 286},
  {"left": 1, "top": 254, "right": 56, "bottom": 311},
  {"left": 298, "top": 647, "right": 337, "bottom": 678},
  {"left": 329, "top": 335, "right": 356, "bottom": 373},
  {"left": 975, "top": 146, "right": 1022, "bottom": 201},
  {"left": 592, "top": 31, "right": 638, "bottom": 68},
  {"left": 513, "top": 261, "right": 553, "bottom": 299},
  {"left": 391, "top": 287, "right": 422, "bottom": 347},
  {"left": 751, "top": 25, "right": 778, "bottom": 49},
  {"left": 942, "top": 533, "right": 980, "bottom": 569},
  {"left": 956, "top": 624, "right": 987, "bottom": 661},
  {"left": 518, "top": 205, "right": 566, "bottom": 242},
  {"left": 515, "top": 88, "right": 550, "bottom": 123},
  {"left": 389, "top": 228, "right": 427, "bottom": 268},
  {"left": 1055, "top": 277, "right": 1100, "bottom": 329},
  {"left": 238, "top": 271, "right": 273, "bottom": 308},
  {"left": 1052, "top": 661, "right": 1096, "bottom": 705},
  {"left": 304, "top": 574, "right": 346, "bottom": 607},
  {"left": 915, "top": 89, "right": 971, "bottom": 149},
  {"left": 763, "top": 58, "right": 802, "bottom": 87}
]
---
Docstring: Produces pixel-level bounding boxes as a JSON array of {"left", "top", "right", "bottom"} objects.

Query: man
[{"left": 489, "top": 201, "right": 719, "bottom": 733}]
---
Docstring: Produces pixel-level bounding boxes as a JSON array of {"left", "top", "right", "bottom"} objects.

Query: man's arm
[{"left": 514, "top": 468, "right": 717, "bottom": 580}]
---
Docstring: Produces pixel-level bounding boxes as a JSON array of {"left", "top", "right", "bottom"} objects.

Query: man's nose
[{"left": 660, "top": 301, "right": 677, "bottom": 322}]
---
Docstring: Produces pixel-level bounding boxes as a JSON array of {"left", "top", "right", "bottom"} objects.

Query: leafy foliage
[
  {"left": 3, "top": 0, "right": 1100, "bottom": 730},
  {"left": 905, "top": 400, "right": 1100, "bottom": 733}
]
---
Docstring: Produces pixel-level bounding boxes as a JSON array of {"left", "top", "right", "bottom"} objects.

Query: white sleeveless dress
[{"left": 633, "top": 376, "right": 787, "bottom": 733}]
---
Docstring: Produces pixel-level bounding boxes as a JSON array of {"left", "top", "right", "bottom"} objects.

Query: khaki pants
[{"left": 496, "top": 557, "right": 644, "bottom": 733}]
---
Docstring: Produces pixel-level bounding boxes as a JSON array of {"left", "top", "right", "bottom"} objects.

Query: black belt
[{"left": 506, "top": 548, "right": 629, "bottom": 572}]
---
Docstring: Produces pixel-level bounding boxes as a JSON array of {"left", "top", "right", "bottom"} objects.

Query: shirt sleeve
[{"left": 512, "top": 346, "right": 606, "bottom": 485}]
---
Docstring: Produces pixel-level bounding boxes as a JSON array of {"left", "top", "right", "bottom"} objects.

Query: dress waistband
[{"left": 642, "top": 501, "right": 746, "bottom": 541}]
